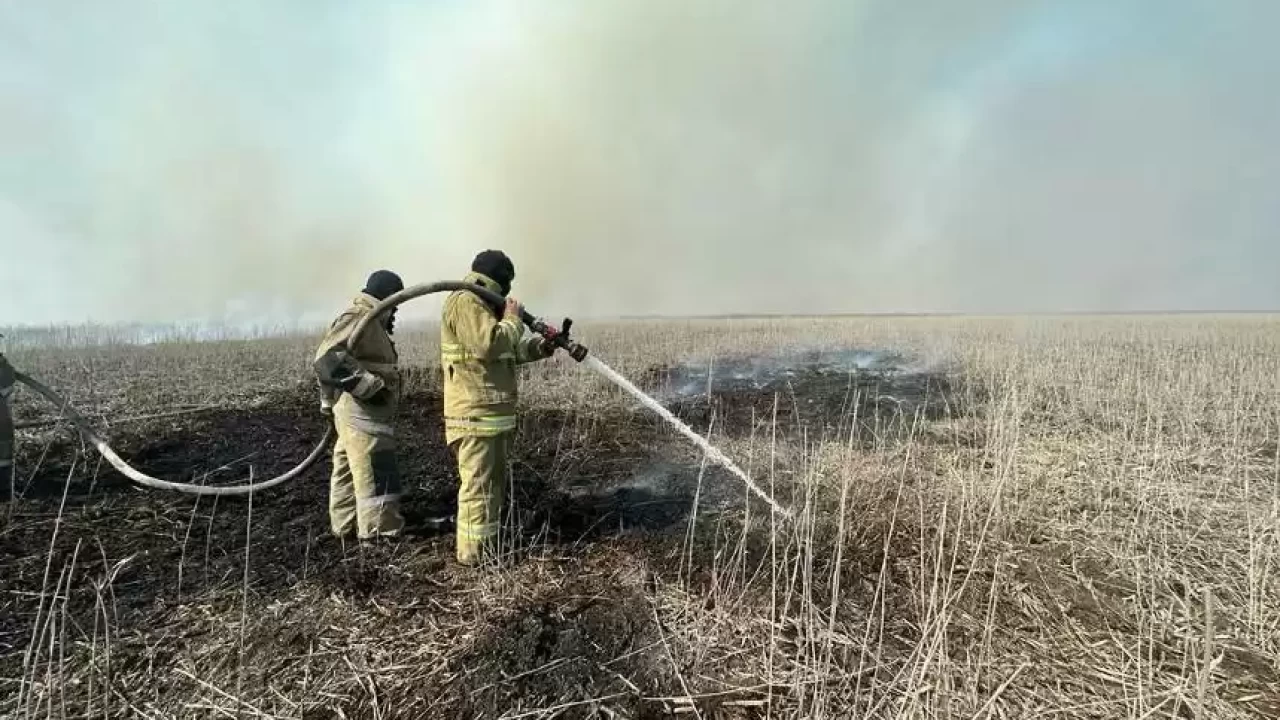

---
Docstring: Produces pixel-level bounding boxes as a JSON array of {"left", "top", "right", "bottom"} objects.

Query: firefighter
[
  {"left": 441, "top": 250, "right": 557, "bottom": 566},
  {"left": 0, "top": 351, "right": 14, "bottom": 483},
  {"left": 314, "top": 270, "right": 406, "bottom": 541}
]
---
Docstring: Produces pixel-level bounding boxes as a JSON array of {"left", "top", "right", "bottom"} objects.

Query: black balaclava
[
  {"left": 471, "top": 250, "right": 515, "bottom": 296},
  {"left": 363, "top": 270, "right": 404, "bottom": 334},
  {"left": 363, "top": 270, "right": 404, "bottom": 300}
]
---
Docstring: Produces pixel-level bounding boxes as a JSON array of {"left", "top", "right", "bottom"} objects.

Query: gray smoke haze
[{"left": 2, "top": 0, "right": 1278, "bottom": 326}]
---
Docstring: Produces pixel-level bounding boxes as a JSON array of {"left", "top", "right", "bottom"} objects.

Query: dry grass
[{"left": 1, "top": 314, "right": 1278, "bottom": 718}]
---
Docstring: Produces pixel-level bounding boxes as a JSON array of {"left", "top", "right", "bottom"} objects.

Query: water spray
[
  {"left": 583, "top": 355, "right": 793, "bottom": 518},
  {"left": 10, "top": 280, "right": 792, "bottom": 518}
]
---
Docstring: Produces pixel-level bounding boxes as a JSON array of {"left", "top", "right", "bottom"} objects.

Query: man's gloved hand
[
  {"left": 319, "top": 393, "right": 334, "bottom": 416},
  {"left": 504, "top": 296, "right": 523, "bottom": 320},
  {"left": 537, "top": 324, "right": 561, "bottom": 356},
  {"left": 349, "top": 371, "right": 386, "bottom": 401}
]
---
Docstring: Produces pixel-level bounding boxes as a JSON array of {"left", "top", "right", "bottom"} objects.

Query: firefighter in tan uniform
[
  {"left": 314, "top": 270, "right": 406, "bottom": 541},
  {"left": 0, "top": 352, "right": 15, "bottom": 483},
  {"left": 441, "top": 251, "right": 556, "bottom": 565}
]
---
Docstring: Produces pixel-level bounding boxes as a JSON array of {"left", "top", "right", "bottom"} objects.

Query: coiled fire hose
[{"left": 12, "top": 281, "right": 587, "bottom": 496}]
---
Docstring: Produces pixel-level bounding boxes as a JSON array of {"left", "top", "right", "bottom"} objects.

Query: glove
[
  {"left": 318, "top": 388, "right": 335, "bottom": 416},
  {"left": 315, "top": 345, "right": 355, "bottom": 389},
  {"left": 349, "top": 371, "right": 385, "bottom": 401}
]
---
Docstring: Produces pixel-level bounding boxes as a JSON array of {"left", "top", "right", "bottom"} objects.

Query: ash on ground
[{"left": 644, "top": 348, "right": 957, "bottom": 440}]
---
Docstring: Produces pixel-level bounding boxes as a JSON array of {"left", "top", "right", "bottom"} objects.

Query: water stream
[{"left": 584, "top": 355, "right": 791, "bottom": 518}]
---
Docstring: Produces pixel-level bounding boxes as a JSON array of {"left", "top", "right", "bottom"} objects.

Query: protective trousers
[
  {"left": 329, "top": 404, "right": 404, "bottom": 540},
  {"left": 450, "top": 432, "right": 511, "bottom": 565}
]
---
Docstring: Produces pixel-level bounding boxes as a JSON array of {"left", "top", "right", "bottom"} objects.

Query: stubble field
[{"left": 1, "top": 315, "right": 1278, "bottom": 719}]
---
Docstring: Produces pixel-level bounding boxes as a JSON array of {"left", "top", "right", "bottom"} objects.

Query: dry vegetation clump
[{"left": 1, "top": 314, "right": 1278, "bottom": 718}]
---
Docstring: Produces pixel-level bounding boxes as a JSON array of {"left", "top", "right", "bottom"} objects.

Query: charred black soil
[
  {"left": 643, "top": 349, "right": 961, "bottom": 443},
  {"left": 1, "top": 376, "right": 799, "bottom": 718}
]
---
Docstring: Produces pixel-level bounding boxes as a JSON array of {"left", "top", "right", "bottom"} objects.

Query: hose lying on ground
[
  {"left": 15, "top": 371, "right": 335, "bottom": 496},
  {"left": 13, "top": 280, "right": 504, "bottom": 496}
]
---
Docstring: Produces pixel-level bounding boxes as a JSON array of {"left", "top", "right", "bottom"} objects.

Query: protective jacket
[
  {"left": 314, "top": 294, "right": 404, "bottom": 538},
  {"left": 315, "top": 293, "right": 401, "bottom": 428},
  {"left": 441, "top": 271, "right": 552, "bottom": 443}
]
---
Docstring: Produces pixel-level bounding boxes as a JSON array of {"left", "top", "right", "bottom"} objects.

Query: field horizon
[{"left": 6, "top": 309, "right": 1280, "bottom": 350}]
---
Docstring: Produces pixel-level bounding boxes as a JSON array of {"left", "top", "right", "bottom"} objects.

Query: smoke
[{"left": 2, "top": 0, "right": 1278, "bottom": 325}]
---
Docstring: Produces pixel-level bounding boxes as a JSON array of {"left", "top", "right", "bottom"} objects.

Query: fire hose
[{"left": 11, "top": 281, "right": 588, "bottom": 496}]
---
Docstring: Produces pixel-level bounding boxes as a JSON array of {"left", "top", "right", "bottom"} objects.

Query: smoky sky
[{"left": 1, "top": 0, "right": 1277, "bottom": 326}]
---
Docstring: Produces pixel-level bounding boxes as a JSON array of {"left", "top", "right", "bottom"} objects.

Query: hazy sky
[{"left": 1, "top": 0, "right": 1277, "bottom": 326}]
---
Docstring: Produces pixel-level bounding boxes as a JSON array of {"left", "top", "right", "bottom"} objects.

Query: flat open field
[{"left": 2, "top": 315, "right": 1279, "bottom": 719}]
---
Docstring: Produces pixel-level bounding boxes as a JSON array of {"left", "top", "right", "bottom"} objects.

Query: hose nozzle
[{"left": 522, "top": 314, "right": 590, "bottom": 362}]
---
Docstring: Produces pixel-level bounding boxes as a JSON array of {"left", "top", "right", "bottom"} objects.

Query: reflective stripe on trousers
[
  {"left": 358, "top": 493, "right": 401, "bottom": 506},
  {"left": 445, "top": 415, "right": 517, "bottom": 437}
]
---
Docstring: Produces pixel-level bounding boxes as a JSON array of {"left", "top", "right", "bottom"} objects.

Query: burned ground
[
  {"left": 3, "top": 326, "right": 1280, "bottom": 719},
  {"left": 0, "top": 375, "right": 801, "bottom": 719},
  {"left": 643, "top": 349, "right": 963, "bottom": 446}
]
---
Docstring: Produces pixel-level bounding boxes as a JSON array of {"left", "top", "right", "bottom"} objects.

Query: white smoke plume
[{"left": 1, "top": 0, "right": 1277, "bottom": 326}]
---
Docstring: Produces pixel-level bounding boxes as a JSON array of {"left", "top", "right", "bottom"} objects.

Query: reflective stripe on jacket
[{"left": 440, "top": 271, "right": 551, "bottom": 443}]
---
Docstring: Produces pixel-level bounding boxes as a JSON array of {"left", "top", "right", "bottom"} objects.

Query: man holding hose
[
  {"left": 314, "top": 270, "right": 406, "bottom": 542},
  {"left": 441, "top": 250, "right": 558, "bottom": 566}
]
